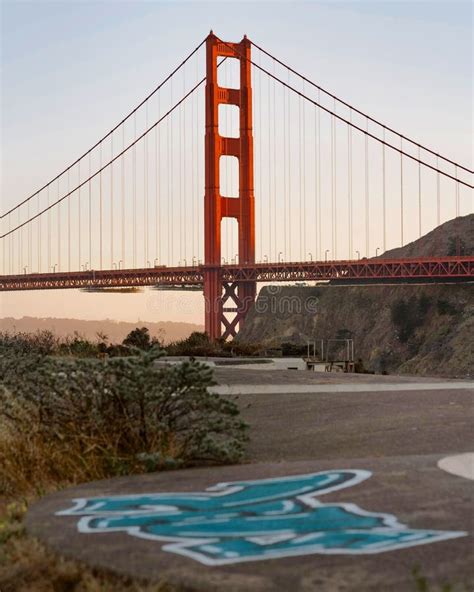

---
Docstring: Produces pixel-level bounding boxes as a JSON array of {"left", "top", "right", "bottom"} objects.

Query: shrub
[
  {"left": 0, "top": 347, "right": 247, "bottom": 495},
  {"left": 0, "top": 330, "right": 59, "bottom": 356},
  {"left": 122, "top": 326, "right": 160, "bottom": 351},
  {"left": 166, "top": 332, "right": 226, "bottom": 357}
]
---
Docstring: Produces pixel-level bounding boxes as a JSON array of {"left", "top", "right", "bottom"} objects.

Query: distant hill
[
  {"left": 0, "top": 317, "right": 203, "bottom": 344},
  {"left": 380, "top": 214, "right": 473, "bottom": 258}
]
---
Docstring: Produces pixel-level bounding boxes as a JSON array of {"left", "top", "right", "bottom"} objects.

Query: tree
[{"left": 123, "top": 327, "right": 152, "bottom": 350}]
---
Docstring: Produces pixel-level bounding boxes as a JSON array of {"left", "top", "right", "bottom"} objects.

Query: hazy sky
[{"left": 1, "top": 1, "right": 472, "bottom": 324}]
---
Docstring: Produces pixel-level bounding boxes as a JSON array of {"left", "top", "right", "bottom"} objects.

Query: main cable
[
  {"left": 1, "top": 37, "right": 207, "bottom": 219},
  {"left": 250, "top": 39, "right": 473, "bottom": 175},
  {"left": 1, "top": 76, "right": 208, "bottom": 239},
  {"left": 218, "top": 37, "right": 473, "bottom": 189}
]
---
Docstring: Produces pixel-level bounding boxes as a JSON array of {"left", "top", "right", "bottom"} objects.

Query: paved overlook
[{"left": 27, "top": 370, "right": 474, "bottom": 591}]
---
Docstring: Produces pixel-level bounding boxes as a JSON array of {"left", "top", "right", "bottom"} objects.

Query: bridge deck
[{"left": 1, "top": 257, "right": 473, "bottom": 291}]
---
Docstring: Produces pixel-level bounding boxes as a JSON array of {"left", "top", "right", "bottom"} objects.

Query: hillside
[
  {"left": 238, "top": 284, "right": 472, "bottom": 377},
  {"left": 0, "top": 317, "right": 203, "bottom": 345},
  {"left": 238, "top": 215, "right": 473, "bottom": 377},
  {"left": 380, "top": 213, "right": 473, "bottom": 258}
]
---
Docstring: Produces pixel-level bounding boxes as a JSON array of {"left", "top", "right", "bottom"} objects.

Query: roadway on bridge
[{"left": 26, "top": 371, "right": 473, "bottom": 592}]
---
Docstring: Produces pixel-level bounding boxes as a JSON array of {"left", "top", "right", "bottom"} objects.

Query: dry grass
[{"left": 0, "top": 500, "right": 177, "bottom": 592}]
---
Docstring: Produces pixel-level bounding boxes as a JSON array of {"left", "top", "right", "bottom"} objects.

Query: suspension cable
[
  {"left": 1, "top": 38, "right": 207, "bottom": 219},
  {"left": 217, "top": 37, "right": 473, "bottom": 189},
  {"left": 250, "top": 39, "right": 473, "bottom": 175},
  {"left": 1, "top": 76, "right": 208, "bottom": 239}
]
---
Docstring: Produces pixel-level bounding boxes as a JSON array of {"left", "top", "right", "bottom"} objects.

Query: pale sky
[{"left": 1, "top": 1, "right": 472, "bottom": 324}]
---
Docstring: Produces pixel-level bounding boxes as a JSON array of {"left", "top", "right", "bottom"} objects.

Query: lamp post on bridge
[
  {"left": 376, "top": 247, "right": 380, "bottom": 257},
  {"left": 52, "top": 264, "right": 58, "bottom": 273},
  {"left": 278, "top": 252, "right": 283, "bottom": 263},
  {"left": 356, "top": 250, "right": 360, "bottom": 260},
  {"left": 308, "top": 252, "right": 313, "bottom": 262},
  {"left": 119, "top": 260, "right": 123, "bottom": 269},
  {"left": 325, "top": 249, "right": 330, "bottom": 262}
]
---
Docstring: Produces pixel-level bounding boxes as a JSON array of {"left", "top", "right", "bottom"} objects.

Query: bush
[
  {"left": 0, "top": 347, "right": 248, "bottom": 495},
  {"left": 166, "top": 332, "right": 227, "bottom": 357},
  {"left": 0, "top": 330, "right": 59, "bottom": 356},
  {"left": 122, "top": 326, "right": 161, "bottom": 351}
]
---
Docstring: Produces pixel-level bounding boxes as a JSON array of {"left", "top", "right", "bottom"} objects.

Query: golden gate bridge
[{"left": 1, "top": 32, "right": 473, "bottom": 339}]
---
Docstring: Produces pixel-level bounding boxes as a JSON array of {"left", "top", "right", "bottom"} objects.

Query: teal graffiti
[{"left": 57, "top": 470, "right": 465, "bottom": 565}]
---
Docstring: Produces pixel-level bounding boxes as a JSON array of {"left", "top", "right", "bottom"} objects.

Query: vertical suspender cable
[
  {"left": 170, "top": 78, "right": 174, "bottom": 265},
  {"left": 57, "top": 179, "right": 61, "bottom": 271},
  {"left": 196, "top": 52, "right": 200, "bottom": 262},
  {"left": 287, "top": 69, "right": 293, "bottom": 261},
  {"left": 156, "top": 94, "right": 160, "bottom": 263},
  {"left": 167, "top": 85, "right": 171, "bottom": 265},
  {"left": 436, "top": 155, "right": 440, "bottom": 226},
  {"left": 348, "top": 114, "right": 353, "bottom": 258},
  {"left": 18, "top": 208, "right": 21, "bottom": 273},
  {"left": 259, "top": 51, "right": 263, "bottom": 260},
  {"left": 47, "top": 186, "right": 51, "bottom": 271},
  {"left": 27, "top": 200, "right": 31, "bottom": 271},
  {"left": 67, "top": 170, "right": 71, "bottom": 271},
  {"left": 382, "top": 127, "right": 386, "bottom": 252},
  {"left": 273, "top": 60, "right": 277, "bottom": 262},
  {"left": 418, "top": 145, "right": 421, "bottom": 237},
  {"left": 331, "top": 111, "right": 335, "bottom": 258},
  {"left": 267, "top": 70, "right": 275, "bottom": 261},
  {"left": 183, "top": 63, "right": 187, "bottom": 262},
  {"left": 178, "top": 77, "right": 182, "bottom": 264},
  {"left": 37, "top": 193, "right": 41, "bottom": 272},
  {"left": 365, "top": 121, "right": 369, "bottom": 257},
  {"left": 88, "top": 152, "right": 92, "bottom": 268},
  {"left": 111, "top": 134, "right": 114, "bottom": 268},
  {"left": 455, "top": 166, "right": 459, "bottom": 217},
  {"left": 190, "top": 79, "right": 194, "bottom": 261},
  {"left": 133, "top": 114, "right": 137, "bottom": 268},
  {"left": 99, "top": 141, "right": 103, "bottom": 269},
  {"left": 301, "top": 81, "right": 305, "bottom": 259},
  {"left": 334, "top": 100, "right": 337, "bottom": 259},
  {"left": 145, "top": 102, "right": 149, "bottom": 266},
  {"left": 400, "top": 137, "right": 404, "bottom": 246},
  {"left": 282, "top": 63, "right": 287, "bottom": 260},
  {"left": 78, "top": 162, "right": 81, "bottom": 269},
  {"left": 298, "top": 89, "right": 302, "bottom": 260},
  {"left": 315, "top": 104, "right": 318, "bottom": 260},
  {"left": 122, "top": 123, "right": 125, "bottom": 266},
  {"left": 317, "top": 90, "right": 321, "bottom": 261}
]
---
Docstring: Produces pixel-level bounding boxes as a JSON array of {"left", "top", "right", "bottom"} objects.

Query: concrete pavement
[{"left": 26, "top": 370, "right": 474, "bottom": 591}]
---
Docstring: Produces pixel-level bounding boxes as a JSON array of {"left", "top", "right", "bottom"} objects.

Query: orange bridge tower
[{"left": 204, "top": 32, "right": 256, "bottom": 340}]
